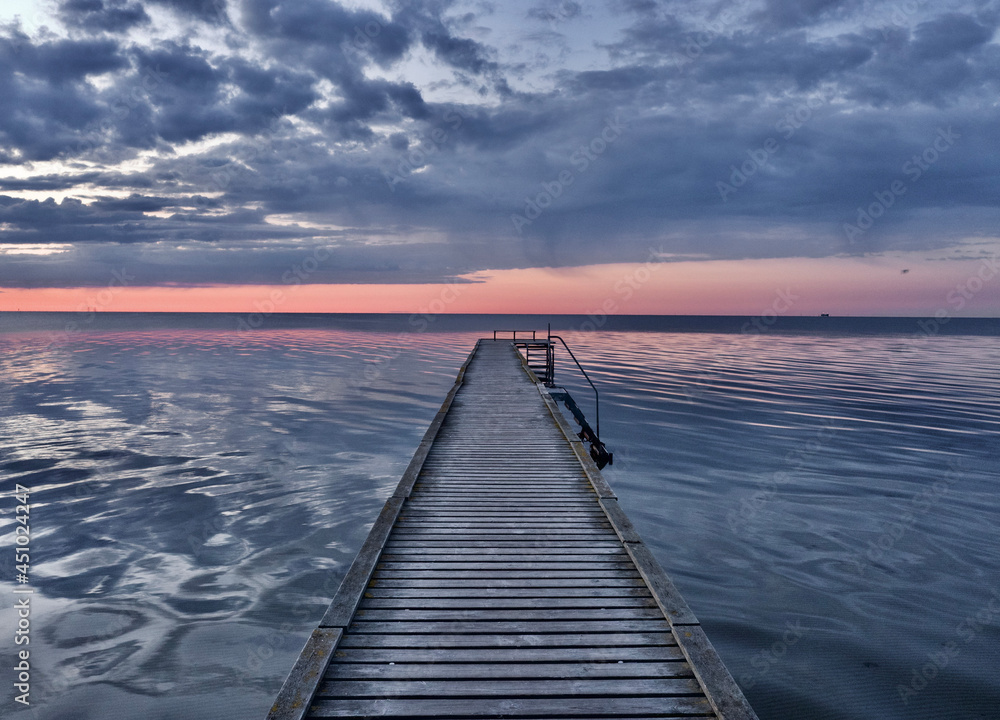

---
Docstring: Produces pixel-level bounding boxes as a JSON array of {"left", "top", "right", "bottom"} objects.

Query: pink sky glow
[{"left": 1, "top": 255, "right": 997, "bottom": 316}]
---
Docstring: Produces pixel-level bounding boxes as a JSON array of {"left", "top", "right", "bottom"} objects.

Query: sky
[{"left": 0, "top": 0, "right": 998, "bottom": 315}]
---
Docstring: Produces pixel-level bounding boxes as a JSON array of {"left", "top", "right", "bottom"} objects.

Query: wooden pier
[{"left": 269, "top": 339, "right": 758, "bottom": 720}]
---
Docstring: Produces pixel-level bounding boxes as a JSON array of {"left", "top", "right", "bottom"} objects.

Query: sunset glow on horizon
[
  {"left": 3, "top": 255, "right": 998, "bottom": 318},
  {"left": 2, "top": 1, "right": 999, "bottom": 318}
]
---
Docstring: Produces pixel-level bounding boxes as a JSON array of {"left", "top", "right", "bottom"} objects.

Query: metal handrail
[
  {"left": 494, "top": 330, "right": 537, "bottom": 340},
  {"left": 548, "top": 334, "right": 600, "bottom": 438}
]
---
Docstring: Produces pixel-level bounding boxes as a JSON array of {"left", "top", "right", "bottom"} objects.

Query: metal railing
[
  {"left": 495, "top": 326, "right": 611, "bottom": 468},
  {"left": 547, "top": 333, "right": 600, "bottom": 438},
  {"left": 493, "top": 330, "right": 537, "bottom": 340}
]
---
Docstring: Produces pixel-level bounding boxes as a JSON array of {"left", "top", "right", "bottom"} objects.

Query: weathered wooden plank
[
  {"left": 415, "top": 486, "right": 590, "bottom": 491},
  {"left": 363, "top": 587, "right": 652, "bottom": 599},
  {"left": 352, "top": 607, "right": 666, "bottom": 622},
  {"left": 306, "top": 696, "right": 716, "bottom": 717},
  {"left": 422, "top": 446, "right": 579, "bottom": 451},
  {"left": 390, "top": 528, "right": 619, "bottom": 537},
  {"left": 426, "top": 462, "right": 585, "bottom": 466},
  {"left": 403, "top": 498, "right": 597, "bottom": 504},
  {"left": 394, "top": 506, "right": 607, "bottom": 522},
  {"left": 671, "top": 625, "right": 760, "bottom": 720},
  {"left": 389, "top": 524, "right": 613, "bottom": 531},
  {"left": 400, "top": 506, "right": 597, "bottom": 512},
  {"left": 267, "top": 628, "right": 342, "bottom": 720},
  {"left": 347, "top": 619, "right": 671, "bottom": 634},
  {"left": 379, "top": 553, "right": 629, "bottom": 562},
  {"left": 318, "top": 496, "right": 404, "bottom": 629},
  {"left": 406, "top": 497, "right": 597, "bottom": 502},
  {"left": 410, "top": 490, "right": 594, "bottom": 496},
  {"left": 419, "top": 463, "right": 586, "bottom": 468},
  {"left": 336, "top": 631, "right": 678, "bottom": 649},
  {"left": 322, "top": 661, "right": 693, "bottom": 680},
  {"left": 411, "top": 486, "right": 589, "bottom": 491},
  {"left": 417, "top": 473, "right": 585, "bottom": 478},
  {"left": 407, "top": 492, "right": 592, "bottom": 498},
  {"left": 422, "top": 450, "right": 580, "bottom": 454},
  {"left": 397, "top": 510, "right": 605, "bottom": 516},
  {"left": 380, "top": 546, "right": 626, "bottom": 555},
  {"left": 372, "top": 570, "right": 641, "bottom": 580},
  {"left": 413, "top": 492, "right": 596, "bottom": 498},
  {"left": 419, "top": 476, "right": 583, "bottom": 480},
  {"left": 381, "top": 538, "right": 621, "bottom": 546},
  {"left": 414, "top": 490, "right": 599, "bottom": 497},
  {"left": 620, "top": 542, "right": 698, "bottom": 627},
  {"left": 378, "top": 559, "right": 630, "bottom": 567},
  {"left": 417, "top": 473, "right": 587, "bottom": 477},
  {"left": 416, "top": 472, "right": 582, "bottom": 476},
  {"left": 378, "top": 548, "right": 626, "bottom": 555},
  {"left": 412, "top": 492, "right": 597, "bottom": 498},
  {"left": 414, "top": 478, "right": 584, "bottom": 483},
  {"left": 392, "top": 522, "right": 613, "bottom": 529},
  {"left": 424, "top": 462, "right": 582, "bottom": 466},
  {"left": 315, "top": 677, "right": 704, "bottom": 698},
  {"left": 330, "top": 646, "right": 686, "bottom": 663},
  {"left": 422, "top": 452, "right": 579, "bottom": 459},
  {"left": 383, "top": 535, "right": 619, "bottom": 541},
  {"left": 395, "top": 525, "right": 605, "bottom": 532},
  {"left": 381, "top": 540, "right": 623, "bottom": 549},
  {"left": 358, "top": 596, "right": 656, "bottom": 609},
  {"left": 374, "top": 563, "right": 634, "bottom": 574},
  {"left": 402, "top": 504, "right": 601, "bottom": 510},
  {"left": 378, "top": 556, "right": 626, "bottom": 564},
  {"left": 368, "top": 577, "right": 649, "bottom": 588},
  {"left": 387, "top": 528, "right": 615, "bottom": 535},
  {"left": 598, "top": 498, "right": 643, "bottom": 544}
]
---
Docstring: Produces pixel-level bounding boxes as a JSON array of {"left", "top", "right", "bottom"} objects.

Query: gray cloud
[
  {"left": 0, "top": 1, "right": 998, "bottom": 288},
  {"left": 147, "top": 0, "right": 228, "bottom": 24},
  {"left": 753, "top": 0, "right": 864, "bottom": 29},
  {"left": 59, "top": 0, "right": 151, "bottom": 33},
  {"left": 911, "top": 12, "right": 997, "bottom": 60}
]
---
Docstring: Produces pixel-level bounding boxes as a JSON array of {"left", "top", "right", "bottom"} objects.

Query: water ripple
[{"left": 1, "top": 326, "right": 998, "bottom": 719}]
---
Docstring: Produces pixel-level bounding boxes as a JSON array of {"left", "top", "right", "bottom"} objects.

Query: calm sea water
[{"left": 1, "top": 314, "right": 998, "bottom": 719}]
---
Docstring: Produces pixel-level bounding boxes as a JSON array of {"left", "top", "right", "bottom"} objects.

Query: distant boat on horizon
[{"left": 821, "top": 313, "right": 830, "bottom": 317}]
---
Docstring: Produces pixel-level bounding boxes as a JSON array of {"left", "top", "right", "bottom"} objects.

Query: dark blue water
[{"left": 1, "top": 315, "right": 998, "bottom": 719}]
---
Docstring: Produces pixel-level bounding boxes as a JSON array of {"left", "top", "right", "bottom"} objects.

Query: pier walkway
[{"left": 269, "top": 339, "right": 758, "bottom": 719}]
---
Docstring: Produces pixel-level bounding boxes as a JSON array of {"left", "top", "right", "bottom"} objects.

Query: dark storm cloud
[
  {"left": 325, "top": 74, "right": 429, "bottom": 130},
  {"left": 567, "top": 66, "right": 661, "bottom": 92},
  {"left": 0, "top": 238, "right": 507, "bottom": 288},
  {"left": 911, "top": 13, "right": 997, "bottom": 60},
  {"left": 92, "top": 41, "right": 317, "bottom": 146},
  {"left": 241, "top": 0, "right": 411, "bottom": 66},
  {"left": 692, "top": 31, "right": 874, "bottom": 91},
  {"left": 1, "top": 36, "right": 126, "bottom": 83},
  {"left": 391, "top": 0, "right": 511, "bottom": 94},
  {"left": 421, "top": 29, "right": 496, "bottom": 75},
  {"left": 842, "top": 22, "right": 1000, "bottom": 106},
  {"left": 0, "top": 173, "right": 105, "bottom": 192},
  {"left": 235, "top": 0, "right": 438, "bottom": 132},
  {"left": 753, "top": 0, "right": 863, "bottom": 29},
  {"left": 147, "top": 0, "right": 228, "bottom": 24},
  {"left": 59, "top": 0, "right": 151, "bottom": 33},
  {"left": 0, "top": 1, "right": 998, "bottom": 288},
  {"left": 0, "top": 68, "right": 107, "bottom": 160},
  {"left": 0, "top": 194, "right": 208, "bottom": 231}
]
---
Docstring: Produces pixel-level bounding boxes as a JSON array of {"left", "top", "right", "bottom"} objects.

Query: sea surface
[{"left": 1, "top": 313, "right": 998, "bottom": 720}]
